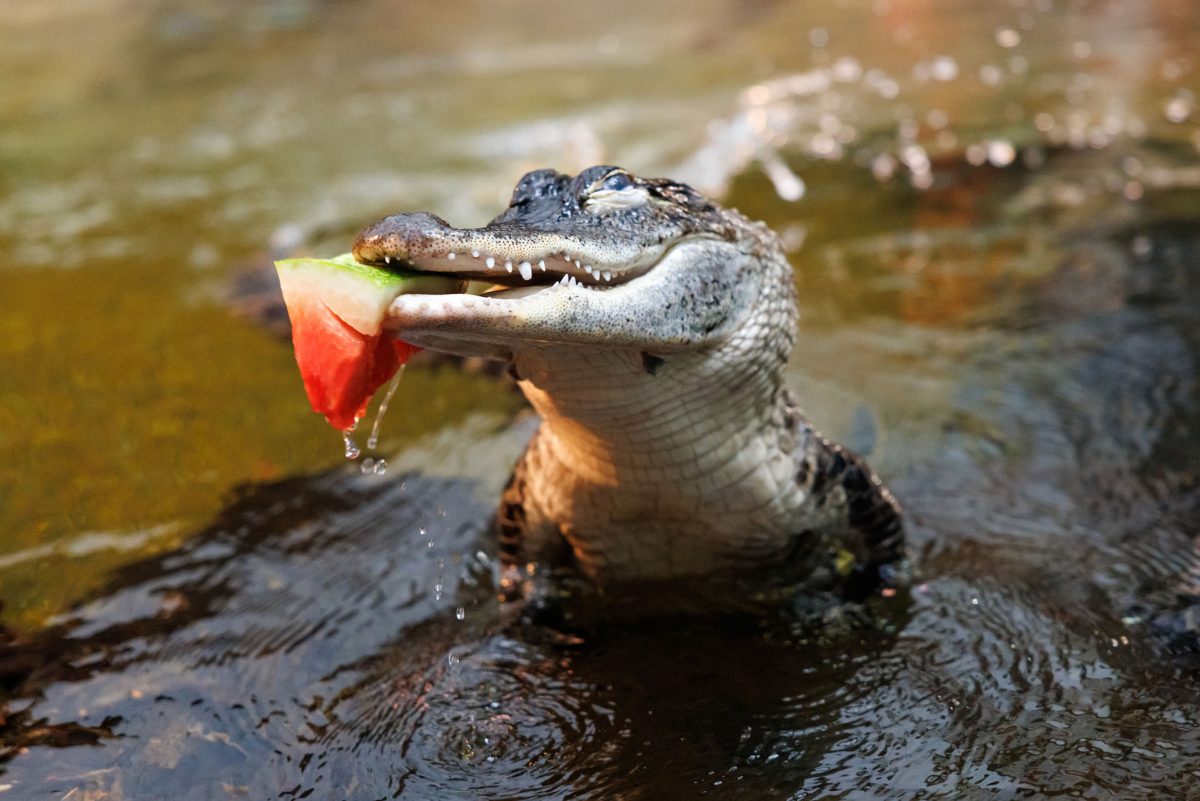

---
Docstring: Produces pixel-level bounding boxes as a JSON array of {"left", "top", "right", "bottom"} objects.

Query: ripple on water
[
  {"left": 778, "top": 576, "right": 1200, "bottom": 798},
  {"left": 361, "top": 635, "right": 626, "bottom": 799}
]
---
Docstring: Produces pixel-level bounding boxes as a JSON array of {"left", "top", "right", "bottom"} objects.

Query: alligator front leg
[{"left": 792, "top": 415, "right": 906, "bottom": 597}]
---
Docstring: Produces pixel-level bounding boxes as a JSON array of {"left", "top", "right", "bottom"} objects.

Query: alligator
[{"left": 352, "top": 166, "right": 904, "bottom": 610}]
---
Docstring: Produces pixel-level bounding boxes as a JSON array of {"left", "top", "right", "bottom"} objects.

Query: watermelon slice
[{"left": 275, "top": 253, "right": 461, "bottom": 430}]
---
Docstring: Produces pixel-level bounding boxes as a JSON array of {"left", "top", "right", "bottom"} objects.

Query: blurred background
[{"left": 2, "top": 1, "right": 1200, "bottom": 797}]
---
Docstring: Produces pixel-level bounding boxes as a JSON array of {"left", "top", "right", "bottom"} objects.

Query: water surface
[{"left": 2, "top": 0, "right": 1200, "bottom": 798}]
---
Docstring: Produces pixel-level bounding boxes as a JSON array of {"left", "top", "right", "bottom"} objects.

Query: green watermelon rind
[{"left": 275, "top": 253, "right": 461, "bottom": 336}]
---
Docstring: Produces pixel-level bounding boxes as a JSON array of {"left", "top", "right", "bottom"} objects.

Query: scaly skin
[{"left": 352, "top": 166, "right": 903, "bottom": 607}]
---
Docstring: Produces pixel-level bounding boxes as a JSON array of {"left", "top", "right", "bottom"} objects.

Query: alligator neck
[{"left": 514, "top": 344, "right": 785, "bottom": 482}]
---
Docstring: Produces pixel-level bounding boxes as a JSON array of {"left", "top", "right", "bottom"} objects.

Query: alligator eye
[
  {"left": 602, "top": 172, "right": 634, "bottom": 192},
  {"left": 586, "top": 172, "right": 649, "bottom": 213}
]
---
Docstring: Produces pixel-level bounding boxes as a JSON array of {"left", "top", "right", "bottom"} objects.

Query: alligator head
[{"left": 351, "top": 165, "right": 791, "bottom": 363}]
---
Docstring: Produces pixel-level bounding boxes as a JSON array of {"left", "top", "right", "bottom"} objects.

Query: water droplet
[
  {"left": 832, "top": 56, "right": 861, "bottom": 83},
  {"left": 342, "top": 428, "right": 361, "bottom": 461},
  {"left": 1165, "top": 91, "right": 1194, "bottom": 124},
  {"left": 995, "top": 27, "right": 1021, "bottom": 48},
  {"left": 358, "top": 457, "right": 388, "bottom": 475},
  {"left": 1131, "top": 236, "right": 1152, "bottom": 259},
  {"left": 871, "top": 153, "right": 896, "bottom": 181},
  {"left": 986, "top": 139, "right": 1017, "bottom": 167},
  {"left": 455, "top": 607, "right": 466, "bottom": 621},
  {"left": 760, "top": 153, "right": 805, "bottom": 201},
  {"left": 930, "top": 56, "right": 958, "bottom": 82}
]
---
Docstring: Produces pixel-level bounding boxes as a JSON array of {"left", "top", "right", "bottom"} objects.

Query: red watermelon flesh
[
  {"left": 287, "top": 298, "right": 419, "bottom": 430},
  {"left": 275, "top": 254, "right": 461, "bottom": 431}
]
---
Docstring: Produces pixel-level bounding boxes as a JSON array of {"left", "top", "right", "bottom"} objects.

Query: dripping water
[
  {"left": 368, "top": 366, "right": 405, "bottom": 451},
  {"left": 340, "top": 366, "right": 406, "bottom": 474},
  {"left": 342, "top": 426, "right": 361, "bottom": 461}
]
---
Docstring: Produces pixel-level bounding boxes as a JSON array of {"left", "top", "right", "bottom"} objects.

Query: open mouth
[
  {"left": 350, "top": 213, "right": 668, "bottom": 295},
  {"left": 365, "top": 248, "right": 619, "bottom": 289}
]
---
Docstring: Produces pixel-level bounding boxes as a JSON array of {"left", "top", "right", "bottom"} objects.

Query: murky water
[{"left": 3, "top": 0, "right": 1200, "bottom": 797}]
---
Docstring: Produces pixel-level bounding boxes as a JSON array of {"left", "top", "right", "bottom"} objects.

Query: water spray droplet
[
  {"left": 986, "top": 139, "right": 1017, "bottom": 167},
  {"left": 995, "top": 27, "right": 1020, "bottom": 48},
  {"left": 930, "top": 56, "right": 958, "bottom": 82},
  {"left": 1165, "top": 91, "right": 1195, "bottom": 124},
  {"left": 1131, "top": 236, "right": 1152, "bottom": 260}
]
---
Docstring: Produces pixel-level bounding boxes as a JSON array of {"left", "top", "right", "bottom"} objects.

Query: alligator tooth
[
  {"left": 446, "top": 252, "right": 456, "bottom": 260},
  {"left": 518, "top": 261, "right": 532, "bottom": 280},
  {"left": 485, "top": 257, "right": 495, "bottom": 269},
  {"left": 574, "top": 260, "right": 581, "bottom": 268},
  {"left": 383, "top": 256, "right": 392, "bottom": 264},
  {"left": 505, "top": 260, "right": 513, "bottom": 273},
  {"left": 538, "top": 260, "right": 546, "bottom": 271},
  {"left": 602, "top": 271, "right": 612, "bottom": 282},
  {"left": 583, "top": 265, "right": 593, "bottom": 275},
  {"left": 472, "top": 250, "right": 480, "bottom": 258}
]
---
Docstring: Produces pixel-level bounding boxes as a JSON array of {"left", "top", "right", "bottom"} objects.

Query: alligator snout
[{"left": 352, "top": 212, "right": 457, "bottom": 265}]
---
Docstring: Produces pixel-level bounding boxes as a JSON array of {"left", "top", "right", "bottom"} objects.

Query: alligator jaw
[
  {"left": 374, "top": 234, "right": 748, "bottom": 361},
  {"left": 352, "top": 212, "right": 668, "bottom": 289}
]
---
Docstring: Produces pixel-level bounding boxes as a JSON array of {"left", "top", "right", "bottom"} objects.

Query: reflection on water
[{"left": 2, "top": 0, "right": 1200, "bottom": 797}]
